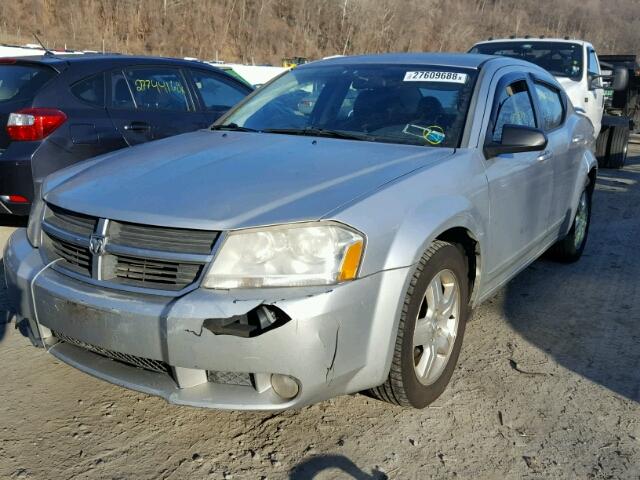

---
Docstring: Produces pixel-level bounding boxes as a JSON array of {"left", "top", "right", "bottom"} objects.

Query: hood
[
  {"left": 45, "top": 130, "right": 452, "bottom": 230},
  {"left": 556, "top": 77, "right": 584, "bottom": 110}
]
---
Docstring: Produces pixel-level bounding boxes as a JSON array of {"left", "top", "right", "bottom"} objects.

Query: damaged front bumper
[{"left": 4, "top": 229, "right": 412, "bottom": 410}]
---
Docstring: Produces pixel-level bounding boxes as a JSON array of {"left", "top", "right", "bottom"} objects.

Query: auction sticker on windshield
[{"left": 403, "top": 71, "right": 468, "bottom": 83}]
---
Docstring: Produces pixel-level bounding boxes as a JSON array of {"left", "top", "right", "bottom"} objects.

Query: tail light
[{"left": 6, "top": 108, "right": 67, "bottom": 141}]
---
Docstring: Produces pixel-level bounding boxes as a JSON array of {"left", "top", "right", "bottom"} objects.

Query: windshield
[
  {"left": 470, "top": 41, "right": 584, "bottom": 80},
  {"left": 218, "top": 64, "right": 478, "bottom": 148},
  {"left": 0, "top": 64, "right": 56, "bottom": 103}
]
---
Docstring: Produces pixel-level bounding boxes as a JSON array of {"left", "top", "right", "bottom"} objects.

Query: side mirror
[
  {"left": 611, "top": 67, "right": 629, "bottom": 92},
  {"left": 484, "top": 125, "right": 548, "bottom": 158},
  {"left": 589, "top": 74, "right": 604, "bottom": 90}
]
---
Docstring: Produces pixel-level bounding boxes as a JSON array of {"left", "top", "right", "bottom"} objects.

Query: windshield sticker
[
  {"left": 403, "top": 124, "right": 446, "bottom": 145},
  {"left": 403, "top": 71, "right": 468, "bottom": 83}
]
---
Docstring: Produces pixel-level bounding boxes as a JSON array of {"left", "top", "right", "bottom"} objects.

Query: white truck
[{"left": 470, "top": 37, "right": 630, "bottom": 168}]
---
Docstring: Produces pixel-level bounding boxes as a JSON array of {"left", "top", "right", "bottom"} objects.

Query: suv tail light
[{"left": 6, "top": 108, "right": 67, "bottom": 141}]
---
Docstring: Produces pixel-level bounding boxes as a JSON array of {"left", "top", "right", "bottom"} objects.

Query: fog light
[{"left": 270, "top": 374, "right": 299, "bottom": 400}]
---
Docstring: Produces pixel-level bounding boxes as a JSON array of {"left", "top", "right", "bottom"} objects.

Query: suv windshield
[
  {"left": 470, "top": 41, "right": 584, "bottom": 80},
  {"left": 0, "top": 64, "right": 56, "bottom": 103},
  {"left": 218, "top": 64, "right": 477, "bottom": 148}
]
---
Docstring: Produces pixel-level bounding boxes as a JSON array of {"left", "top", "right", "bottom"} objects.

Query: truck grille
[
  {"left": 54, "top": 331, "right": 169, "bottom": 374},
  {"left": 41, "top": 204, "right": 218, "bottom": 293}
]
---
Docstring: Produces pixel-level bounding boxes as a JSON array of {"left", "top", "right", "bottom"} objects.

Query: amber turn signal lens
[{"left": 338, "top": 240, "right": 363, "bottom": 281}]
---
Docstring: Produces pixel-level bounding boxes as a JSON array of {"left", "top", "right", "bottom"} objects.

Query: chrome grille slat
[
  {"left": 40, "top": 203, "right": 217, "bottom": 293},
  {"left": 44, "top": 234, "right": 92, "bottom": 276},
  {"left": 54, "top": 331, "right": 169, "bottom": 374},
  {"left": 108, "top": 221, "right": 218, "bottom": 254},
  {"left": 45, "top": 204, "right": 97, "bottom": 237}
]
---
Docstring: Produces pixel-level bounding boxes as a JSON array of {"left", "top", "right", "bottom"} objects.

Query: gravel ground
[{"left": 1, "top": 146, "right": 639, "bottom": 480}]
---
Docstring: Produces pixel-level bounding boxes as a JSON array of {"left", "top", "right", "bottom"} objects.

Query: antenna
[{"left": 32, "top": 32, "right": 54, "bottom": 56}]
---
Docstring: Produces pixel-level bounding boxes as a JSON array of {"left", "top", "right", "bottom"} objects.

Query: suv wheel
[{"left": 369, "top": 240, "right": 470, "bottom": 408}]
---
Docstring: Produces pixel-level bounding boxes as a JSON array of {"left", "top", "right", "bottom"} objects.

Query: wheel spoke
[
  {"left": 413, "top": 320, "right": 434, "bottom": 347},
  {"left": 415, "top": 343, "right": 436, "bottom": 379},
  {"left": 434, "top": 329, "right": 452, "bottom": 356},
  {"left": 440, "top": 282, "right": 458, "bottom": 320},
  {"left": 426, "top": 275, "right": 443, "bottom": 311}
]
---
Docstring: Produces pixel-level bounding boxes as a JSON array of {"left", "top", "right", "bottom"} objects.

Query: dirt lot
[{"left": 1, "top": 146, "right": 639, "bottom": 480}]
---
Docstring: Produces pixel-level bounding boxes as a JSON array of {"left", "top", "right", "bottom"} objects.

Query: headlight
[
  {"left": 203, "top": 222, "right": 364, "bottom": 289},
  {"left": 26, "top": 191, "right": 45, "bottom": 248}
]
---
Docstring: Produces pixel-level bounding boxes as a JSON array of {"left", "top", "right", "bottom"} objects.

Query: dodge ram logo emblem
[{"left": 89, "top": 234, "right": 107, "bottom": 255}]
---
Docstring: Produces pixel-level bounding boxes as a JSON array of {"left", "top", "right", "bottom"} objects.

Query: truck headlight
[
  {"left": 26, "top": 194, "right": 45, "bottom": 248},
  {"left": 202, "top": 222, "right": 364, "bottom": 289}
]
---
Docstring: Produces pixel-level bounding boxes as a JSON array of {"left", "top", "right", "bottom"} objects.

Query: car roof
[
  {"left": 301, "top": 52, "right": 541, "bottom": 72},
  {"left": 474, "top": 38, "right": 593, "bottom": 48},
  {"left": 7, "top": 53, "right": 221, "bottom": 70},
  {"left": 303, "top": 52, "right": 494, "bottom": 69}
]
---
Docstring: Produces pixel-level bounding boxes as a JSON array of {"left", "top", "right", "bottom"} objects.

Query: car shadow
[
  {"left": 501, "top": 149, "right": 640, "bottom": 402},
  {"left": 289, "top": 454, "right": 388, "bottom": 479},
  {"left": 0, "top": 258, "right": 9, "bottom": 342}
]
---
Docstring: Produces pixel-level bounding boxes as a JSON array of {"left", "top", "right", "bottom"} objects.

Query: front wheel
[
  {"left": 549, "top": 187, "right": 591, "bottom": 263},
  {"left": 369, "top": 240, "right": 470, "bottom": 408}
]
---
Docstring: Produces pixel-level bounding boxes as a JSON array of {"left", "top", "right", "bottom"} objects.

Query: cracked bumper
[{"left": 4, "top": 229, "right": 412, "bottom": 410}]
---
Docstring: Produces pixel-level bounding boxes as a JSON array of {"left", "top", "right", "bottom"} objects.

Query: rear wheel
[
  {"left": 369, "top": 241, "right": 469, "bottom": 408},
  {"left": 549, "top": 187, "right": 591, "bottom": 263},
  {"left": 607, "top": 124, "right": 630, "bottom": 169}
]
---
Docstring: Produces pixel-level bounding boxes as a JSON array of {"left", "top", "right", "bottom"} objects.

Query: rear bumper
[
  {"left": 0, "top": 148, "right": 35, "bottom": 216},
  {"left": 4, "top": 229, "right": 412, "bottom": 410}
]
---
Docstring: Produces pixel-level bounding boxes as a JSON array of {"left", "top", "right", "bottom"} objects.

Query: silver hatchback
[{"left": 4, "top": 53, "right": 596, "bottom": 410}]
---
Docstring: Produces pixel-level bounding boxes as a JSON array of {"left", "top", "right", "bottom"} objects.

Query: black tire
[
  {"left": 606, "top": 124, "right": 630, "bottom": 169},
  {"left": 549, "top": 186, "right": 592, "bottom": 263},
  {"left": 369, "top": 241, "right": 470, "bottom": 408},
  {"left": 595, "top": 128, "right": 610, "bottom": 168}
]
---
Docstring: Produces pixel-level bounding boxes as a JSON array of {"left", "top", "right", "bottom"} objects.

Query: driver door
[{"left": 483, "top": 75, "right": 554, "bottom": 281}]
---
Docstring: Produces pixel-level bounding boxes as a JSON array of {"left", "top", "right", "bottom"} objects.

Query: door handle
[
  {"left": 123, "top": 122, "right": 151, "bottom": 132},
  {"left": 537, "top": 150, "right": 553, "bottom": 162}
]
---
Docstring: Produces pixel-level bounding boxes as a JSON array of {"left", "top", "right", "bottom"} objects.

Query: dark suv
[{"left": 0, "top": 54, "right": 253, "bottom": 218}]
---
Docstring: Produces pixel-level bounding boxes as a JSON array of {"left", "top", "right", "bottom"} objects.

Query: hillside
[{"left": 1, "top": 0, "right": 638, "bottom": 64}]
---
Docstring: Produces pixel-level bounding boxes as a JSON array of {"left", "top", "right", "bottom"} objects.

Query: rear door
[
  {"left": 0, "top": 62, "right": 57, "bottom": 154},
  {"left": 106, "top": 65, "right": 207, "bottom": 146},
  {"left": 531, "top": 79, "right": 577, "bottom": 231},
  {"left": 186, "top": 68, "right": 251, "bottom": 123}
]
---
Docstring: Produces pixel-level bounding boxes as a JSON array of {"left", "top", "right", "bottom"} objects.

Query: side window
[
  {"left": 71, "top": 73, "right": 105, "bottom": 107},
  {"left": 190, "top": 70, "right": 247, "bottom": 111},
  {"left": 124, "top": 67, "right": 190, "bottom": 112},
  {"left": 492, "top": 80, "right": 536, "bottom": 142},
  {"left": 534, "top": 82, "right": 564, "bottom": 130},
  {"left": 110, "top": 71, "right": 135, "bottom": 109}
]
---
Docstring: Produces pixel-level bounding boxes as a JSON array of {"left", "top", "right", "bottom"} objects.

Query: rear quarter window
[
  {"left": 0, "top": 64, "right": 56, "bottom": 103},
  {"left": 71, "top": 73, "right": 105, "bottom": 107}
]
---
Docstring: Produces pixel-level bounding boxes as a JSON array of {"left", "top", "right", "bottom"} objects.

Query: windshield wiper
[
  {"left": 211, "top": 123, "right": 259, "bottom": 132},
  {"left": 262, "top": 127, "right": 374, "bottom": 142}
]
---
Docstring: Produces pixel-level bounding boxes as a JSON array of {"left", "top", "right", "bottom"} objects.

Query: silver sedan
[{"left": 4, "top": 53, "right": 596, "bottom": 410}]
